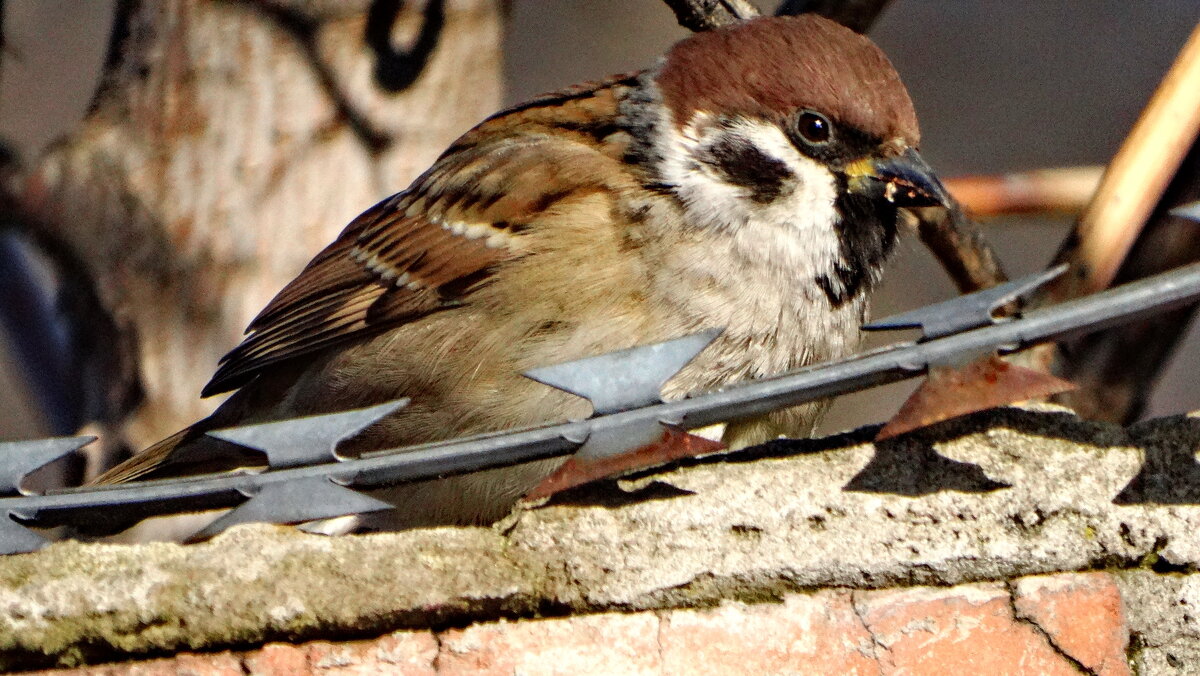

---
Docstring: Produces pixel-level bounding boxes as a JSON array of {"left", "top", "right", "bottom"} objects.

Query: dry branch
[
  {"left": 661, "top": 0, "right": 759, "bottom": 31},
  {"left": 1048, "top": 22, "right": 1200, "bottom": 301},
  {"left": 1055, "top": 139, "right": 1200, "bottom": 423},
  {"left": 944, "top": 166, "right": 1103, "bottom": 219},
  {"left": 663, "top": 0, "right": 893, "bottom": 35},
  {"left": 912, "top": 206, "right": 1008, "bottom": 293},
  {"left": 1025, "top": 22, "right": 1200, "bottom": 421},
  {"left": 775, "top": 0, "right": 892, "bottom": 33}
]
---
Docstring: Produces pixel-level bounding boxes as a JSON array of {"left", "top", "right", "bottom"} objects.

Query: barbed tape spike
[
  {"left": 863, "top": 266, "right": 1067, "bottom": 341},
  {"left": 190, "top": 476, "right": 394, "bottom": 541},
  {"left": 206, "top": 400, "right": 408, "bottom": 468},
  {"left": 0, "top": 516, "right": 50, "bottom": 555},
  {"left": 523, "top": 329, "right": 721, "bottom": 416},
  {"left": 1170, "top": 200, "right": 1200, "bottom": 223},
  {"left": 0, "top": 437, "right": 94, "bottom": 554},
  {"left": 521, "top": 330, "right": 721, "bottom": 498},
  {"left": 577, "top": 421, "right": 668, "bottom": 460},
  {"left": 0, "top": 436, "right": 95, "bottom": 495}
]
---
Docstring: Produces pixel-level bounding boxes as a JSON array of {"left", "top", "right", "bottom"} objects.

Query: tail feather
[
  {"left": 89, "top": 425, "right": 264, "bottom": 485},
  {"left": 89, "top": 429, "right": 195, "bottom": 485}
]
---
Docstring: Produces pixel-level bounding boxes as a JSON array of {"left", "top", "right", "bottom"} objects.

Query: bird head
[{"left": 629, "top": 15, "right": 948, "bottom": 304}]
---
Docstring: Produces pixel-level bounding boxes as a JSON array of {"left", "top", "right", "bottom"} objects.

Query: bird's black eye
[{"left": 796, "top": 111, "right": 832, "bottom": 145}]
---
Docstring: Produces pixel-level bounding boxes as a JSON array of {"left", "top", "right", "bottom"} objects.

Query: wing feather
[{"left": 201, "top": 73, "right": 641, "bottom": 397}]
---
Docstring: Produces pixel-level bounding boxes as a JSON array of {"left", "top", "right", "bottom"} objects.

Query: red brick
[
  {"left": 1013, "top": 572, "right": 1131, "bottom": 676},
  {"left": 855, "top": 582, "right": 1087, "bottom": 674},
  {"left": 305, "top": 631, "right": 438, "bottom": 675},
  {"left": 243, "top": 642, "right": 311, "bottom": 675},
  {"left": 31, "top": 652, "right": 245, "bottom": 676},
  {"left": 437, "top": 613, "right": 662, "bottom": 675},
  {"left": 657, "top": 590, "right": 878, "bottom": 675}
]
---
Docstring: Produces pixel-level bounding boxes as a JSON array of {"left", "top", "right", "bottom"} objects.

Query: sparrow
[{"left": 94, "top": 15, "right": 948, "bottom": 530}]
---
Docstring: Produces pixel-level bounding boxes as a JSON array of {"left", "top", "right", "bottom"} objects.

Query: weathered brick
[
  {"left": 28, "top": 574, "right": 1135, "bottom": 675},
  {"left": 855, "top": 582, "right": 1095, "bottom": 674},
  {"left": 657, "top": 590, "right": 878, "bottom": 675},
  {"left": 243, "top": 643, "right": 310, "bottom": 675},
  {"left": 1013, "top": 572, "right": 1130, "bottom": 676},
  {"left": 305, "top": 631, "right": 438, "bottom": 675},
  {"left": 437, "top": 613, "right": 662, "bottom": 675},
  {"left": 32, "top": 651, "right": 245, "bottom": 675}
]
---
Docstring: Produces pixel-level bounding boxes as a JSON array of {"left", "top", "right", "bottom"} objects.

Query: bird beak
[{"left": 845, "top": 147, "right": 951, "bottom": 209}]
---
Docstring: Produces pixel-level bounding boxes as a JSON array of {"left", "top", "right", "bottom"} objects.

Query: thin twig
[
  {"left": 661, "top": 0, "right": 759, "bottom": 31},
  {"left": 663, "top": 0, "right": 894, "bottom": 33},
  {"left": 944, "top": 166, "right": 1102, "bottom": 218},
  {"left": 912, "top": 204, "right": 1008, "bottom": 293},
  {"left": 774, "top": 0, "right": 892, "bottom": 33}
]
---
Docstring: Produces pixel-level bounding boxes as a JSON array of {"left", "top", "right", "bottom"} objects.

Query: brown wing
[{"left": 202, "top": 73, "right": 640, "bottom": 397}]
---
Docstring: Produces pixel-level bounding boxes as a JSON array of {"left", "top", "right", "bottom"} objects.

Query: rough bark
[{"left": 15, "top": 0, "right": 503, "bottom": 450}]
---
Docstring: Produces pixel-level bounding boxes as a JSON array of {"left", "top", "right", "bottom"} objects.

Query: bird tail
[
  {"left": 89, "top": 417, "right": 268, "bottom": 486},
  {"left": 89, "top": 428, "right": 196, "bottom": 485}
]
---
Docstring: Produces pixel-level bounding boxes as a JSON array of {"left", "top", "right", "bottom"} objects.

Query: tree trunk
[{"left": 16, "top": 0, "right": 503, "bottom": 453}]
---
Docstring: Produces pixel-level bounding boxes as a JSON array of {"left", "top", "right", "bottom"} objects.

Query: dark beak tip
[
  {"left": 879, "top": 150, "right": 951, "bottom": 209},
  {"left": 891, "top": 183, "right": 949, "bottom": 209},
  {"left": 847, "top": 149, "right": 952, "bottom": 210}
]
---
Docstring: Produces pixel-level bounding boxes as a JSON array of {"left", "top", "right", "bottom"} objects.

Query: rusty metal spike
[
  {"left": 525, "top": 422, "right": 725, "bottom": 500},
  {"left": 875, "top": 354, "right": 1076, "bottom": 441}
]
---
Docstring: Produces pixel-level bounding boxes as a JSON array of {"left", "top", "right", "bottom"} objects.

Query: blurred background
[{"left": 1, "top": 0, "right": 1197, "bottom": 443}]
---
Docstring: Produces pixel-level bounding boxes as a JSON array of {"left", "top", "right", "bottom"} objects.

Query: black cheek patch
[{"left": 706, "top": 135, "right": 793, "bottom": 204}]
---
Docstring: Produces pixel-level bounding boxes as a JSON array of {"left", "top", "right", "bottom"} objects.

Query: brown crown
[{"left": 656, "top": 15, "right": 920, "bottom": 147}]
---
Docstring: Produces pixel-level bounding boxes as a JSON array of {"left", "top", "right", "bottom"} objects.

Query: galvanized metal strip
[{"left": 863, "top": 266, "right": 1067, "bottom": 340}]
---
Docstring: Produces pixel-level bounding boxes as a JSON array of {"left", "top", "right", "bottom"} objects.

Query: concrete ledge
[{"left": 4, "top": 406, "right": 1200, "bottom": 669}]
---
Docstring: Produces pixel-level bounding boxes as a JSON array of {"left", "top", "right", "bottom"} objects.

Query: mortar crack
[
  {"left": 655, "top": 609, "right": 667, "bottom": 676},
  {"left": 849, "top": 590, "right": 886, "bottom": 676},
  {"left": 1004, "top": 581, "right": 1096, "bottom": 676},
  {"left": 237, "top": 651, "right": 252, "bottom": 676},
  {"left": 431, "top": 628, "right": 446, "bottom": 673}
]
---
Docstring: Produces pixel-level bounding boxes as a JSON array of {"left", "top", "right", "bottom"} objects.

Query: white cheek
[{"left": 658, "top": 115, "right": 843, "bottom": 280}]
